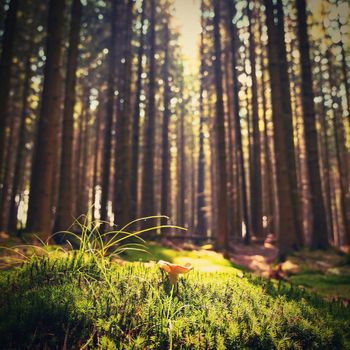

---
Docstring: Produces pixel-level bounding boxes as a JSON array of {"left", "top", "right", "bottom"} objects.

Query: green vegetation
[
  {"left": 1, "top": 240, "right": 350, "bottom": 349},
  {"left": 121, "top": 243, "right": 246, "bottom": 273}
]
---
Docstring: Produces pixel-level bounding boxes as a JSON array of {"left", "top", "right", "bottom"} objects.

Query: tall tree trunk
[
  {"left": 130, "top": 0, "right": 145, "bottom": 220},
  {"left": 161, "top": 23, "right": 171, "bottom": 225},
  {"left": 213, "top": 0, "right": 228, "bottom": 251},
  {"left": 264, "top": 0, "right": 300, "bottom": 259},
  {"left": 100, "top": 0, "right": 118, "bottom": 226},
  {"left": 177, "top": 76, "right": 186, "bottom": 227},
  {"left": 223, "top": 49, "right": 236, "bottom": 240},
  {"left": 26, "top": 0, "right": 65, "bottom": 237},
  {"left": 79, "top": 97, "right": 90, "bottom": 216},
  {"left": 258, "top": 15, "right": 274, "bottom": 235},
  {"left": 225, "top": 0, "right": 251, "bottom": 244},
  {"left": 196, "top": 11, "right": 207, "bottom": 236},
  {"left": 247, "top": 1, "right": 263, "bottom": 239},
  {"left": 114, "top": 0, "right": 133, "bottom": 226},
  {"left": 141, "top": 0, "right": 156, "bottom": 218},
  {"left": 296, "top": 0, "right": 329, "bottom": 249},
  {"left": 317, "top": 68, "right": 334, "bottom": 243},
  {"left": 0, "top": 0, "right": 18, "bottom": 183},
  {"left": 275, "top": 0, "right": 303, "bottom": 247},
  {"left": 54, "top": 0, "right": 82, "bottom": 234}
]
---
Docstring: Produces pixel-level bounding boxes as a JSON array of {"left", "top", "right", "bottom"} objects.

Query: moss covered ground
[{"left": 0, "top": 241, "right": 349, "bottom": 349}]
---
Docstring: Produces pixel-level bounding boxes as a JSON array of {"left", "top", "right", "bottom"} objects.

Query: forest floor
[
  {"left": 1, "top": 230, "right": 350, "bottom": 299},
  {"left": 121, "top": 240, "right": 350, "bottom": 301},
  {"left": 0, "top": 231, "right": 350, "bottom": 348}
]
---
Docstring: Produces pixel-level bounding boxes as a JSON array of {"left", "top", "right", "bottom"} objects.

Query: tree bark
[
  {"left": 296, "top": 0, "right": 329, "bottom": 249},
  {"left": 114, "top": 0, "right": 133, "bottom": 226},
  {"left": 196, "top": 8, "right": 207, "bottom": 237},
  {"left": 161, "top": 23, "right": 171, "bottom": 225},
  {"left": 54, "top": 0, "right": 82, "bottom": 234},
  {"left": 100, "top": 0, "right": 118, "bottom": 226},
  {"left": 225, "top": 0, "right": 251, "bottom": 244},
  {"left": 0, "top": 0, "right": 18, "bottom": 183},
  {"left": 247, "top": 1, "right": 263, "bottom": 239},
  {"left": 130, "top": 0, "right": 146, "bottom": 220},
  {"left": 26, "top": 0, "right": 65, "bottom": 238},
  {"left": 264, "top": 0, "right": 300, "bottom": 259},
  {"left": 141, "top": 0, "right": 156, "bottom": 218},
  {"left": 213, "top": 0, "right": 228, "bottom": 251}
]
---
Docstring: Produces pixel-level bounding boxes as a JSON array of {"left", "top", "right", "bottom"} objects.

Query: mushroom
[{"left": 158, "top": 260, "right": 193, "bottom": 285}]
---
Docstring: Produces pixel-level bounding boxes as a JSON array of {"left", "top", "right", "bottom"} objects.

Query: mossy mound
[{"left": 0, "top": 250, "right": 349, "bottom": 349}]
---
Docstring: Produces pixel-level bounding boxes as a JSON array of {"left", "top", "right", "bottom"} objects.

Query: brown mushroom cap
[{"left": 158, "top": 260, "right": 193, "bottom": 285}]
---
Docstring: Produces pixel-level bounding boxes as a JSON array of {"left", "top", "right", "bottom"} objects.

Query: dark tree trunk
[
  {"left": 0, "top": 107, "right": 17, "bottom": 230},
  {"left": 317, "top": 68, "right": 334, "bottom": 243},
  {"left": 100, "top": 0, "right": 118, "bottom": 226},
  {"left": 247, "top": 1, "right": 263, "bottom": 239},
  {"left": 26, "top": 0, "right": 65, "bottom": 238},
  {"left": 130, "top": 0, "right": 146, "bottom": 220},
  {"left": 258, "top": 12, "right": 274, "bottom": 235},
  {"left": 213, "top": 0, "right": 228, "bottom": 251},
  {"left": 275, "top": 0, "right": 303, "bottom": 248},
  {"left": 264, "top": 0, "right": 300, "bottom": 259},
  {"left": 177, "top": 77, "right": 186, "bottom": 227},
  {"left": 141, "top": 0, "right": 156, "bottom": 218},
  {"left": 54, "top": 0, "right": 82, "bottom": 234},
  {"left": 196, "top": 10, "right": 207, "bottom": 236},
  {"left": 0, "top": 0, "right": 18, "bottom": 183},
  {"left": 161, "top": 23, "right": 171, "bottom": 225},
  {"left": 114, "top": 0, "right": 133, "bottom": 226},
  {"left": 91, "top": 97, "right": 103, "bottom": 223},
  {"left": 296, "top": 0, "right": 329, "bottom": 249},
  {"left": 79, "top": 97, "right": 90, "bottom": 216},
  {"left": 225, "top": 0, "right": 251, "bottom": 244}
]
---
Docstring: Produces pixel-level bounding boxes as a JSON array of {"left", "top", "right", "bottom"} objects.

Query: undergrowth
[{"left": 0, "top": 217, "right": 350, "bottom": 349}]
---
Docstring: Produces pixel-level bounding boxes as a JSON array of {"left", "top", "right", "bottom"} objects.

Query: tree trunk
[
  {"left": 54, "top": 0, "right": 82, "bottom": 234},
  {"left": 141, "top": 0, "right": 156, "bottom": 218},
  {"left": 177, "top": 77, "right": 186, "bottom": 227},
  {"left": 264, "top": 0, "right": 300, "bottom": 259},
  {"left": 130, "top": 0, "right": 146, "bottom": 220},
  {"left": 213, "top": 0, "right": 228, "bottom": 251},
  {"left": 26, "top": 0, "right": 65, "bottom": 238},
  {"left": 196, "top": 10, "right": 207, "bottom": 237},
  {"left": 100, "top": 0, "right": 118, "bottom": 226},
  {"left": 247, "top": 1, "right": 263, "bottom": 239},
  {"left": 296, "top": 0, "right": 329, "bottom": 249},
  {"left": 225, "top": 0, "right": 251, "bottom": 244},
  {"left": 275, "top": 0, "right": 303, "bottom": 247},
  {"left": 114, "top": 0, "right": 133, "bottom": 226},
  {"left": 0, "top": 0, "right": 18, "bottom": 183},
  {"left": 161, "top": 23, "right": 171, "bottom": 225}
]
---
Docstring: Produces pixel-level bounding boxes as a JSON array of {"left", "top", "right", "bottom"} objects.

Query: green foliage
[{"left": 1, "top": 246, "right": 350, "bottom": 349}]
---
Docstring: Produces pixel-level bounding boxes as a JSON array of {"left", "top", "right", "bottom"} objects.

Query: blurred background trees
[{"left": 0, "top": 0, "right": 349, "bottom": 259}]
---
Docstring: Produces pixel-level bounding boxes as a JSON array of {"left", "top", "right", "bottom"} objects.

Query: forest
[{"left": 0, "top": 0, "right": 350, "bottom": 348}]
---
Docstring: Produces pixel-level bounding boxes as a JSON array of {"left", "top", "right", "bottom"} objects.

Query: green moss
[
  {"left": 0, "top": 250, "right": 349, "bottom": 349},
  {"left": 290, "top": 273, "right": 350, "bottom": 299}
]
